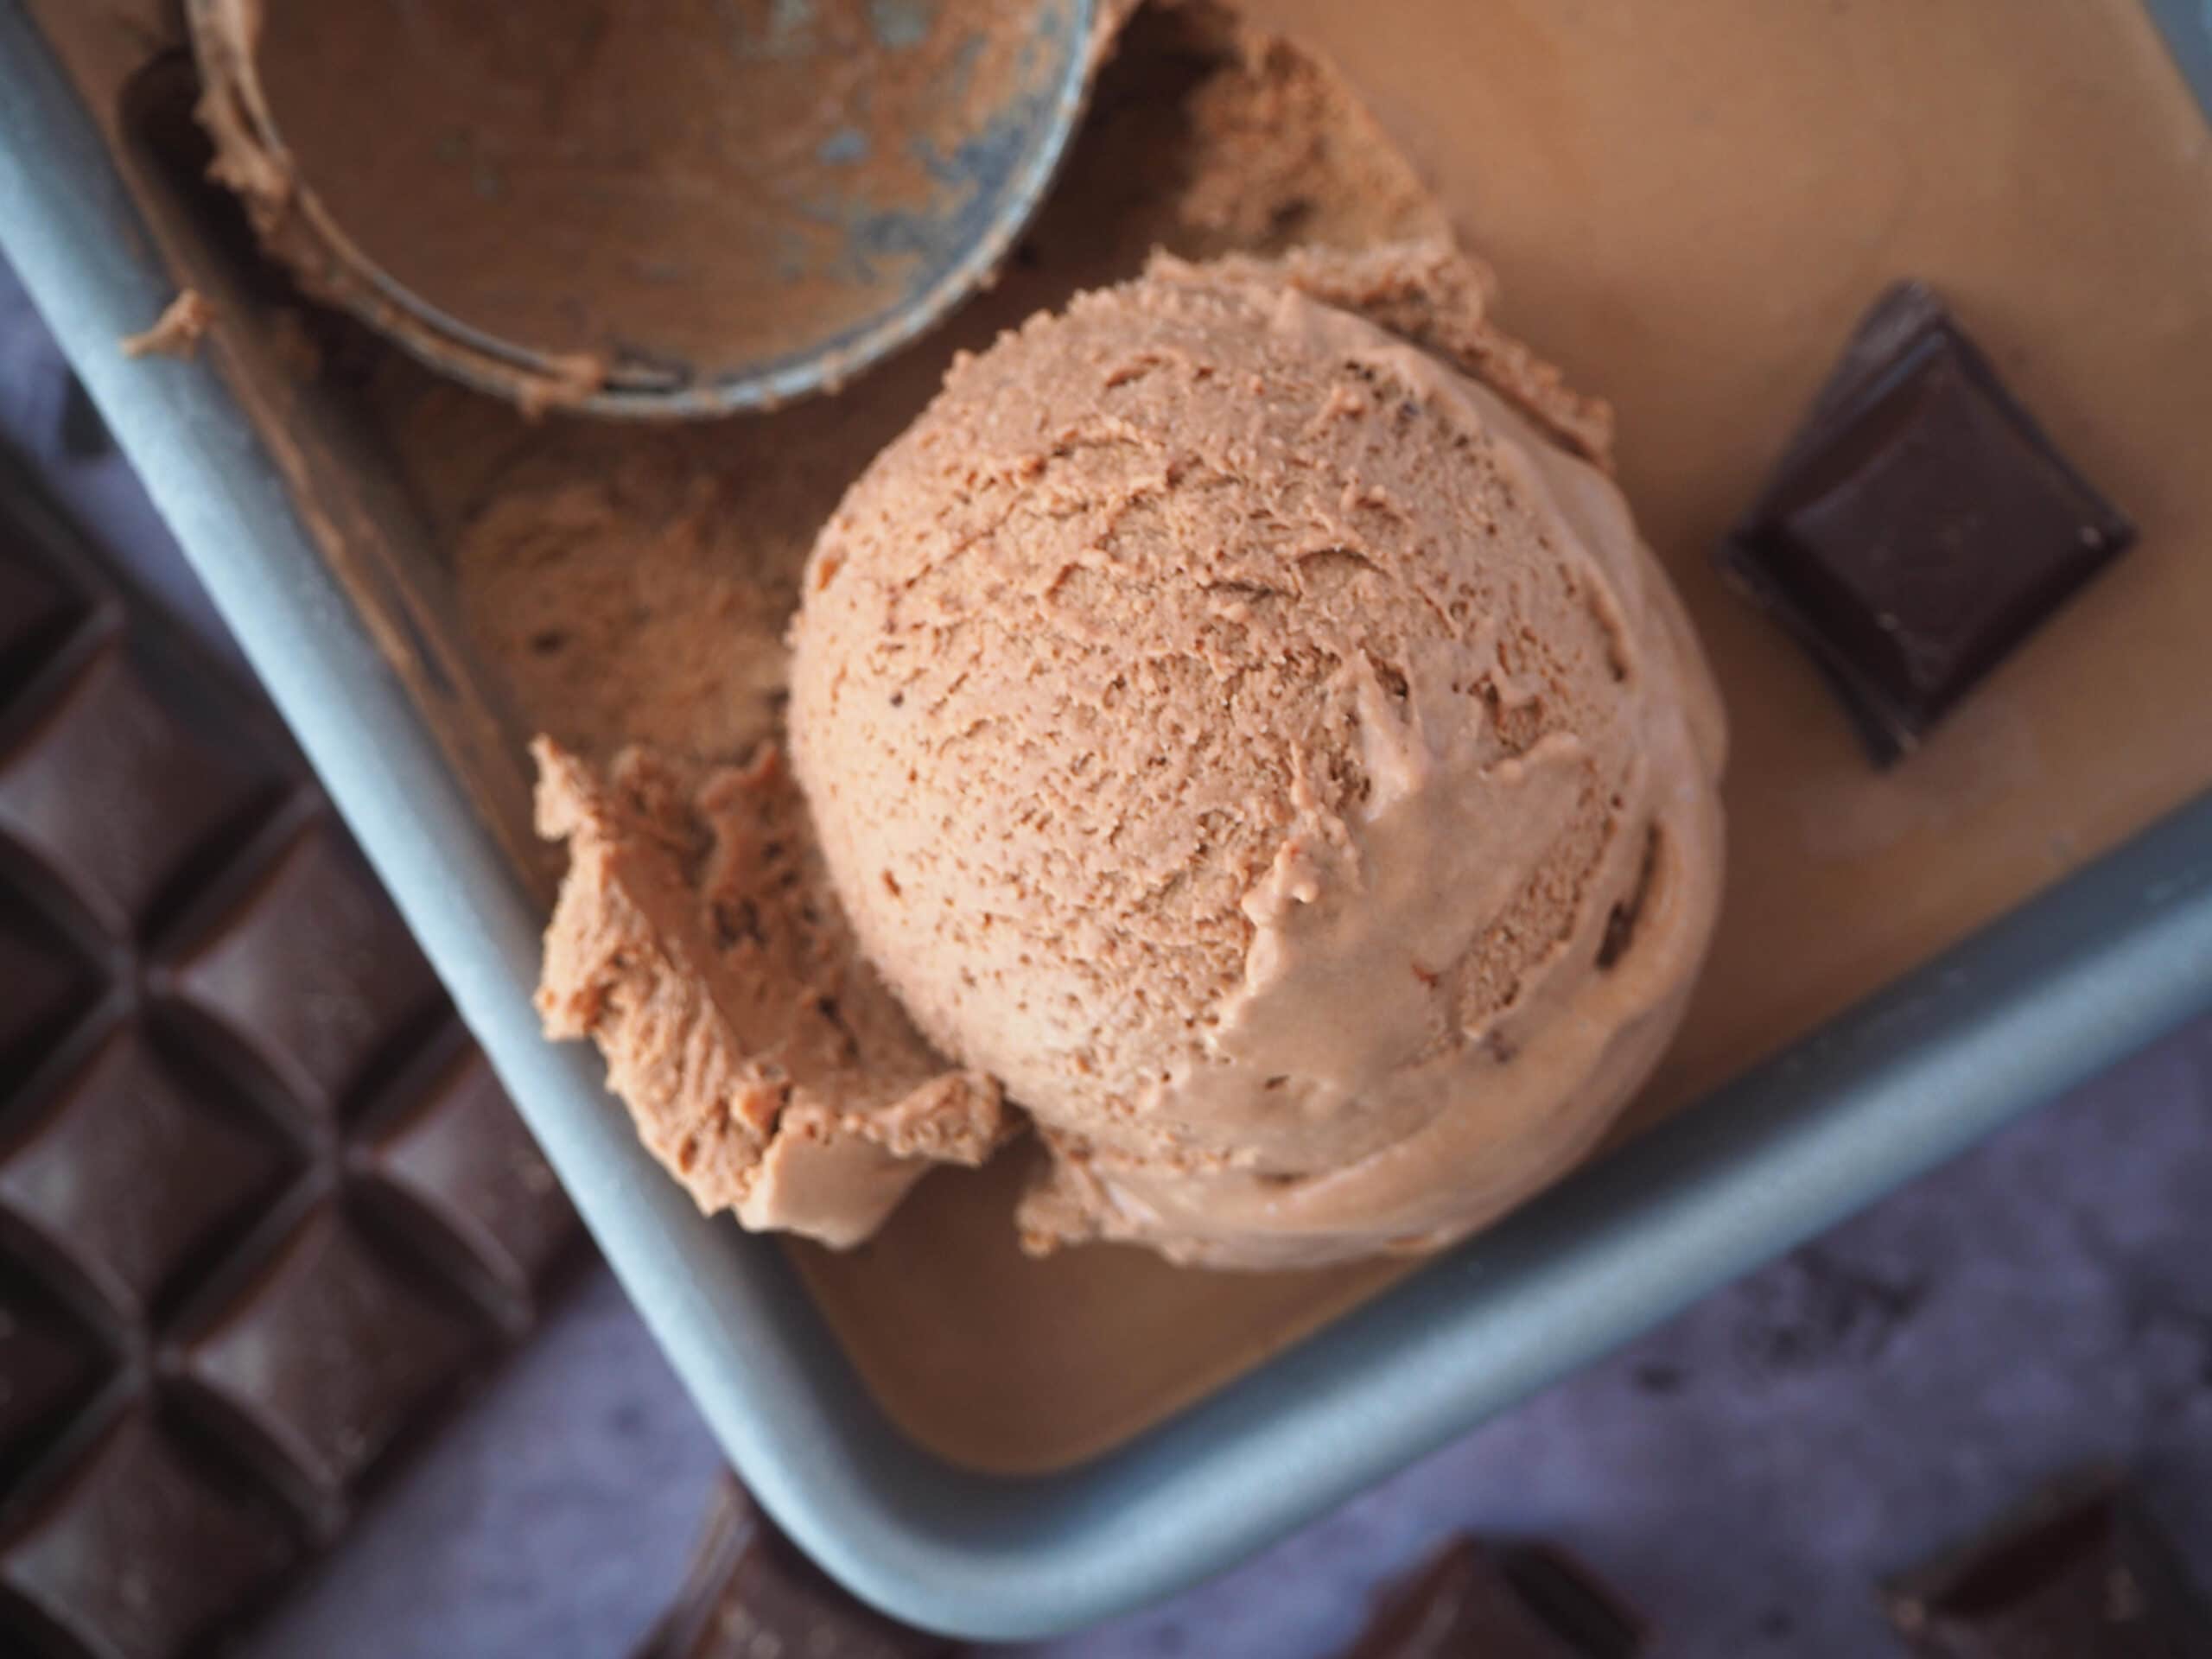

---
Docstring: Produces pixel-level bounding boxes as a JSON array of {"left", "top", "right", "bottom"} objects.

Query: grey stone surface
[
  {"left": 5, "top": 257, "right": 2209, "bottom": 1659},
  {"left": 245, "top": 1274, "right": 722, "bottom": 1659}
]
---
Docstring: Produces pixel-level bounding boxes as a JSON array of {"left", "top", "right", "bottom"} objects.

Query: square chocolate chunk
[
  {"left": 1344, "top": 1536, "right": 1644, "bottom": 1659},
  {"left": 635, "top": 1476, "right": 954, "bottom": 1659},
  {"left": 1885, "top": 1471, "right": 2212, "bottom": 1658},
  {"left": 1721, "top": 283, "right": 2133, "bottom": 764}
]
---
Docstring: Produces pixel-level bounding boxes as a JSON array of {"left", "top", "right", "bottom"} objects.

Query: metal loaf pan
[{"left": 3, "top": 2, "right": 2211, "bottom": 1640}]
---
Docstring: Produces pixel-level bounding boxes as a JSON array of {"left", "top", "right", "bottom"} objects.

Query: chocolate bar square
[
  {"left": 1345, "top": 1536, "right": 1644, "bottom": 1659},
  {"left": 0, "top": 543, "right": 86, "bottom": 696},
  {"left": 0, "top": 1034, "right": 294, "bottom": 1320},
  {"left": 360, "top": 1046, "right": 580, "bottom": 1326},
  {"left": 0, "top": 1283, "right": 106, "bottom": 1486},
  {"left": 1721, "top": 283, "right": 2133, "bottom": 764},
  {"left": 0, "top": 1414, "right": 299, "bottom": 1659},
  {"left": 176, "top": 1206, "right": 486, "bottom": 1522},
  {"left": 1885, "top": 1471, "right": 2212, "bottom": 1658},
  {"left": 158, "top": 820, "right": 446, "bottom": 1121},
  {"left": 0, "top": 641, "right": 284, "bottom": 938},
  {"left": 0, "top": 891, "right": 99, "bottom": 1082},
  {"left": 636, "top": 1477, "right": 955, "bottom": 1659}
]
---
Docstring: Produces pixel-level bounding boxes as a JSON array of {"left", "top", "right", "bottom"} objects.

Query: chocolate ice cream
[
  {"left": 534, "top": 741, "right": 1012, "bottom": 1249},
  {"left": 787, "top": 250, "right": 1726, "bottom": 1267}
]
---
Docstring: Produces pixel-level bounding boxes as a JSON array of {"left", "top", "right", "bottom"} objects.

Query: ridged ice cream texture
[{"left": 788, "top": 254, "right": 1726, "bottom": 1268}]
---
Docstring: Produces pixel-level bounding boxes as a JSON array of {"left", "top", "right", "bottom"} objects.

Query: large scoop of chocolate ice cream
[{"left": 787, "top": 249, "right": 1727, "bottom": 1268}]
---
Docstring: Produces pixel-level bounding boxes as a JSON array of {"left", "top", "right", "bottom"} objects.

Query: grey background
[{"left": 5, "top": 257, "right": 2209, "bottom": 1659}]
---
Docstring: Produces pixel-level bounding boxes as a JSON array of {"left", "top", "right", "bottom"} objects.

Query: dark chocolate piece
[
  {"left": 0, "top": 640, "right": 283, "bottom": 939},
  {"left": 1885, "top": 1471, "right": 2212, "bottom": 1658},
  {"left": 1344, "top": 1535, "right": 1644, "bottom": 1659},
  {"left": 636, "top": 1476, "right": 957, "bottom": 1659},
  {"left": 1, "top": 1414, "right": 299, "bottom": 1659},
  {"left": 0, "top": 1033, "right": 292, "bottom": 1320},
  {"left": 175, "top": 1205, "right": 486, "bottom": 1526},
  {"left": 1720, "top": 282, "right": 2133, "bottom": 764},
  {"left": 0, "top": 443, "right": 582, "bottom": 1659},
  {"left": 359, "top": 1046, "right": 581, "bottom": 1329},
  {"left": 0, "top": 892, "right": 99, "bottom": 1084},
  {"left": 159, "top": 818, "right": 446, "bottom": 1119},
  {"left": 0, "top": 1282, "right": 105, "bottom": 1487},
  {"left": 0, "top": 547, "right": 84, "bottom": 696}
]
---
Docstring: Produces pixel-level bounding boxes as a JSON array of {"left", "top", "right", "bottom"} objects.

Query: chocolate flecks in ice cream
[
  {"left": 789, "top": 253, "right": 1726, "bottom": 1268},
  {"left": 534, "top": 740, "right": 1009, "bottom": 1248},
  {"left": 501, "top": 0, "right": 1724, "bottom": 1265},
  {"left": 1221, "top": 241, "right": 1616, "bottom": 467},
  {"left": 438, "top": 0, "right": 1442, "bottom": 778}
]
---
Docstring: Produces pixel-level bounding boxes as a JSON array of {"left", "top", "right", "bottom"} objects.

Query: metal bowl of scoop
[{"left": 185, "top": 0, "right": 1096, "bottom": 417}]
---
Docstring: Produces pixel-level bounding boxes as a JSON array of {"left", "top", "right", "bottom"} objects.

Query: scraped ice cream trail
[{"left": 396, "top": 0, "right": 1724, "bottom": 1267}]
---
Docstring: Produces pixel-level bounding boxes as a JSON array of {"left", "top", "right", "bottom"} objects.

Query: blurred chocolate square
[
  {"left": 637, "top": 1476, "right": 956, "bottom": 1659},
  {"left": 1344, "top": 1535, "right": 1644, "bottom": 1658},
  {"left": 1885, "top": 1471, "right": 2212, "bottom": 1658}
]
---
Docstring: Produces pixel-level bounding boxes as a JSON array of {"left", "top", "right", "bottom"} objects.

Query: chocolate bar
[
  {"left": 1344, "top": 1535, "right": 1644, "bottom": 1658},
  {"left": 635, "top": 1476, "right": 956, "bottom": 1659},
  {"left": 0, "top": 446, "right": 582, "bottom": 1657},
  {"left": 1885, "top": 1471, "right": 2212, "bottom": 1658},
  {"left": 1720, "top": 282, "right": 2133, "bottom": 764}
]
